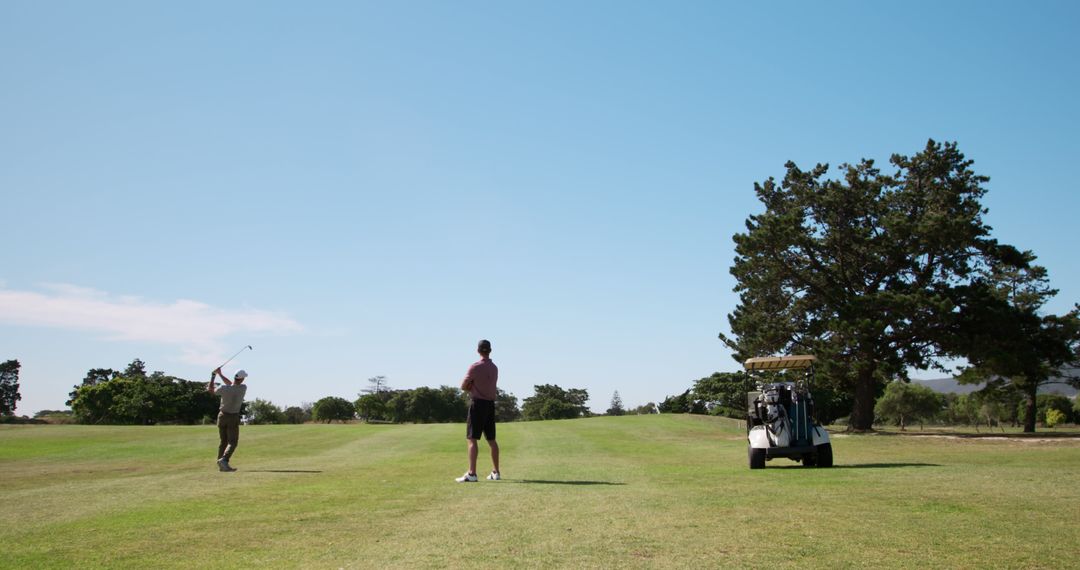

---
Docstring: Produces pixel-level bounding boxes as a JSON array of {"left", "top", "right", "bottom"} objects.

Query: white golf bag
[{"left": 762, "top": 386, "right": 791, "bottom": 448}]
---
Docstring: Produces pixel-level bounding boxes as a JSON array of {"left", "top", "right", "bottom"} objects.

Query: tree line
[
  {"left": 6, "top": 357, "right": 658, "bottom": 425},
  {"left": 657, "top": 370, "right": 1080, "bottom": 430},
  {"left": 48, "top": 365, "right": 618, "bottom": 425},
  {"left": 8, "top": 354, "right": 1077, "bottom": 429}
]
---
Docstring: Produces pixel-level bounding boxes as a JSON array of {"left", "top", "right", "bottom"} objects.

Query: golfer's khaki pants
[{"left": 217, "top": 412, "right": 241, "bottom": 460}]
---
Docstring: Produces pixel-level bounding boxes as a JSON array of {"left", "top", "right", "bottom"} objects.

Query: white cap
[{"left": 234, "top": 370, "right": 248, "bottom": 380}]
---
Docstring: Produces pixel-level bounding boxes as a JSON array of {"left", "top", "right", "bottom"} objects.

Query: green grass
[{"left": 2, "top": 416, "right": 1079, "bottom": 569}]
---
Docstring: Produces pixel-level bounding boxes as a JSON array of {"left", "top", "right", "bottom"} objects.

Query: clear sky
[{"left": 3, "top": 1, "right": 1078, "bottom": 415}]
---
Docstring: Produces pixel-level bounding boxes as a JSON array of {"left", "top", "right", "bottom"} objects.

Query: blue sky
[{"left": 3, "top": 1, "right": 1078, "bottom": 415}]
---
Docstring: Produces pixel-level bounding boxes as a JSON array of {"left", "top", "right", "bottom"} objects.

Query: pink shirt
[{"left": 464, "top": 358, "right": 498, "bottom": 401}]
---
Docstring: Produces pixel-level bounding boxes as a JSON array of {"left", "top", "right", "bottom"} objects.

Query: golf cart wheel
[
  {"left": 816, "top": 443, "right": 833, "bottom": 468},
  {"left": 803, "top": 453, "right": 817, "bottom": 467},
  {"left": 748, "top": 446, "right": 766, "bottom": 469}
]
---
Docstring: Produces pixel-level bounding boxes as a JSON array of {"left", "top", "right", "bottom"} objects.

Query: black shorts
[{"left": 466, "top": 399, "right": 496, "bottom": 441}]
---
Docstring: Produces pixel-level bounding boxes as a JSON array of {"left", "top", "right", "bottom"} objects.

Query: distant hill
[{"left": 913, "top": 377, "right": 1077, "bottom": 398}]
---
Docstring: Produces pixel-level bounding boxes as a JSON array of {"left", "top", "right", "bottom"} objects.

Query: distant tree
[
  {"left": 606, "top": 391, "right": 625, "bottom": 416},
  {"left": 0, "top": 360, "right": 21, "bottom": 416},
  {"left": 376, "top": 387, "right": 466, "bottom": 424},
  {"left": 162, "top": 375, "right": 220, "bottom": 424},
  {"left": 312, "top": 397, "right": 355, "bottom": 423},
  {"left": 942, "top": 393, "right": 976, "bottom": 427},
  {"left": 413, "top": 386, "right": 468, "bottom": 423},
  {"left": 354, "top": 393, "right": 387, "bottom": 422},
  {"left": 71, "top": 376, "right": 150, "bottom": 424},
  {"left": 246, "top": 399, "right": 285, "bottom": 424},
  {"left": 33, "top": 409, "right": 71, "bottom": 418},
  {"left": 113, "top": 374, "right": 162, "bottom": 424},
  {"left": 67, "top": 368, "right": 118, "bottom": 406},
  {"left": 68, "top": 360, "right": 179, "bottom": 424},
  {"left": 283, "top": 406, "right": 310, "bottom": 424},
  {"left": 384, "top": 390, "right": 409, "bottom": 423},
  {"left": 69, "top": 380, "right": 117, "bottom": 424},
  {"left": 123, "top": 359, "right": 148, "bottom": 379},
  {"left": 691, "top": 372, "right": 749, "bottom": 419},
  {"left": 362, "top": 376, "right": 390, "bottom": 395},
  {"left": 658, "top": 390, "right": 705, "bottom": 414},
  {"left": 1045, "top": 408, "right": 1065, "bottom": 429},
  {"left": 1033, "top": 394, "right": 1074, "bottom": 425},
  {"left": 633, "top": 403, "right": 658, "bottom": 415},
  {"left": 33, "top": 409, "right": 74, "bottom": 424},
  {"left": 720, "top": 140, "right": 1029, "bottom": 431},
  {"left": 806, "top": 384, "right": 854, "bottom": 426},
  {"left": 953, "top": 254, "right": 1080, "bottom": 432},
  {"left": 658, "top": 391, "right": 688, "bottom": 413},
  {"left": 436, "top": 385, "right": 469, "bottom": 422},
  {"left": 521, "top": 385, "right": 590, "bottom": 420},
  {"left": 970, "top": 386, "right": 1020, "bottom": 431},
  {"left": 874, "top": 381, "right": 943, "bottom": 430},
  {"left": 495, "top": 389, "right": 521, "bottom": 422}
]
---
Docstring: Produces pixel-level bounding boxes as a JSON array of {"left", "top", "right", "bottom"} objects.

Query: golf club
[{"left": 210, "top": 345, "right": 253, "bottom": 379}]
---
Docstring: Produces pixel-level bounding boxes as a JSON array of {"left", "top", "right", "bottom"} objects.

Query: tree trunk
[
  {"left": 1023, "top": 386, "right": 1037, "bottom": 433},
  {"left": 848, "top": 371, "right": 877, "bottom": 431}
]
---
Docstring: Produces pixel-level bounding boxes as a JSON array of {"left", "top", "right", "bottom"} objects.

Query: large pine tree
[{"left": 721, "top": 140, "right": 1023, "bottom": 430}]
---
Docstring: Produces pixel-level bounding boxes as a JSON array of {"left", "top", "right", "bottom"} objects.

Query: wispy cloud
[{"left": 0, "top": 283, "right": 304, "bottom": 365}]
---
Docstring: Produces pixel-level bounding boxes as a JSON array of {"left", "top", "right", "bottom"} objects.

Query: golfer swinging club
[
  {"left": 456, "top": 339, "right": 500, "bottom": 482},
  {"left": 208, "top": 367, "right": 248, "bottom": 472}
]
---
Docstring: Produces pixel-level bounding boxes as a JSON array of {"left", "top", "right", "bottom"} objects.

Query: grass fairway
[{"left": 3, "top": 416, "right": 1079, "bottom": 569}]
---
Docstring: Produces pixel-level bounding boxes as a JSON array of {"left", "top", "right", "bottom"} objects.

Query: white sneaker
[
  {"left": 455, "top": 471, "right": 478, "bottom": 483},
  {"left": 486, "top": 471, "right": 501, "bottom": 481}
]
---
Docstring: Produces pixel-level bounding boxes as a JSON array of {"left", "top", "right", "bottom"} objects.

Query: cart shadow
[
  {"left": 510, "top": 479, "right": 626, "bottom": 486},
  {"left": 832, "top": 463, "right": 941, "bottom": 469},
  {"left": 766, "top": 463, "right": 940, "bottom": 470}
]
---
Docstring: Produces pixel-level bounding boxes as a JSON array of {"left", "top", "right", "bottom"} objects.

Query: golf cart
[{"left": 745, "top": 355, "right": 833, "bottom": 469}]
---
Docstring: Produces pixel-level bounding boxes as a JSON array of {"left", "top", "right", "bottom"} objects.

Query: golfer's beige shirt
[{"left": 218, "top": 384, "right": 247, "bottom": 414}]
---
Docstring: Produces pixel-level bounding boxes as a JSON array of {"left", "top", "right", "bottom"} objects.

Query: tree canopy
[
  {"left": 311, "top": 396, "right": 355, "bottom": 423},
  {"left": 246, "top": 399, "right": 286, "bottom": 424},
  {"left": 690, "top": 372, "right": 749, "bottom": 418},
  {"left": 874, "top": 381, "right": 943, "bottom": 430},
  {"left": 606, "top": 391, "right": 625, "bottom": 416},
  {"left": 657, "top": 390, "right": 705, "bottom": 414},
  {"left": 521, "top": 384, "right": 590, "bottom": 420},
  {"left": 68, "top": 360, "right": 217, "bottom": 424},
  {"left": 352, "top": 383, "right": 520, "bottom": 424},
  {"left": 950, "top": 253, "right": 1080, "bottom": 431},
  {"left": 721, "top": 140, "right": 1028, "bottom": 430},
  {"left": 494, "top": 388, "right": 522, "bottom": 422}
]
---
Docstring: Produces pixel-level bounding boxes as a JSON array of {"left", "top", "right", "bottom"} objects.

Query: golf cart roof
[{"left": 743, "top": 355, "right": 816, "bottom": 371}]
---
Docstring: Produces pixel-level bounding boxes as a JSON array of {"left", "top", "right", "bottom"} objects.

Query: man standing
[
  {"left": 208, "top": 367, "right": 248, "bottom": 472},
  {"left": 456, "top": 339, "right": 500, "bottom": 482}
]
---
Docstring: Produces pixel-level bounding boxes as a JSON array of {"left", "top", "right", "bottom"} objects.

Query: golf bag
[{"left": 762, "top": 385, "right": 791, "bottom": 447}]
